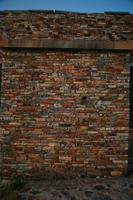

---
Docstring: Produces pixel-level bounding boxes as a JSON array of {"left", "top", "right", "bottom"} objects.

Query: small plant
[
  {"left": 0, "top": 184, "right": 20, "bottom": 200},
  {"left": 11, "top": 173, "right": 26, "bottom": 190}
]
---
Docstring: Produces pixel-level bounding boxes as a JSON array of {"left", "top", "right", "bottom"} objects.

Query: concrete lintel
[{"left": 0, "top": 39, "right": 133, "bottom": 50}]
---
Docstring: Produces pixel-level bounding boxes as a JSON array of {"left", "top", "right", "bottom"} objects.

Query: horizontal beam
[{"left": 0, "top": 39, "right": 133, "bottom": 50}]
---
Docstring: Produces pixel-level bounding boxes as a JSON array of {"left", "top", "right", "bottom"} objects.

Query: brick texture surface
[
  {"left": 0, "top": 11, "right": 132, "bottom": 177},
  {"left": 0, "top": 49, "right": 129, "bottom": 177},
  {"left": 0, "top": 11, "right": 132, "bottom": 41}
]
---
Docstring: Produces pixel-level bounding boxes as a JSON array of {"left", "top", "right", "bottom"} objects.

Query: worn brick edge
[{"left": 0, "top": 39, "right": 133, "bottom": 50}]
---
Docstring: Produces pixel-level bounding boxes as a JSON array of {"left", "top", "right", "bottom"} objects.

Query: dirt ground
[{"left": 19, "top": 175, "right": 133, "bottom": 200}]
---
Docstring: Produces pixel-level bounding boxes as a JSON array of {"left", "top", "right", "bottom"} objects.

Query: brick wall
[
  {"left": 0, "top": 11, "right": 132, "bottom": 177},
  {"left": 0, "top": 49, "right": 129, "bottom": 177},
  {"left": 0, "top": 11, "right": 132, "bottom": 41}
]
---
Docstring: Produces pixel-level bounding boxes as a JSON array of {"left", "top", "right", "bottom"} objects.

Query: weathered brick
[{"left": 0, "top": 11, "right": 132, "bottom": 178}]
